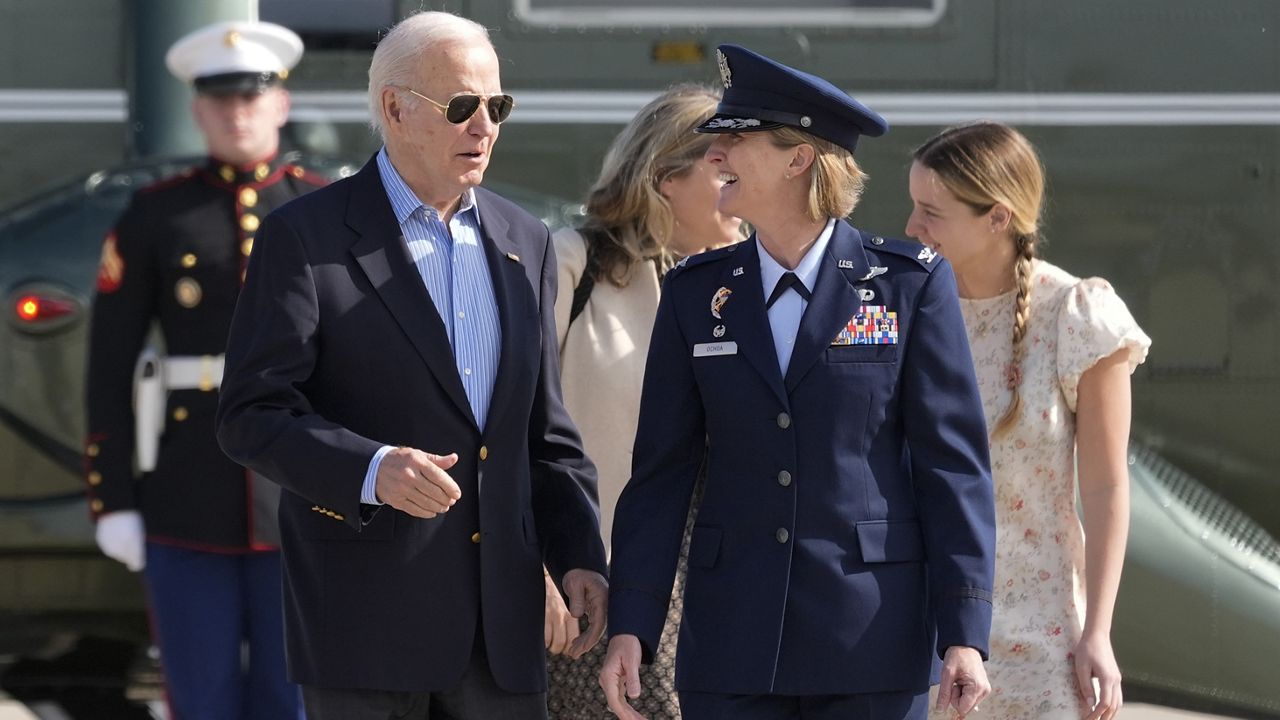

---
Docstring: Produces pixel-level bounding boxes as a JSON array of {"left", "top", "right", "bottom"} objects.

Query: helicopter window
[
  {"left": 261, "top": 0, "right": 396, "bottom": 50},
  {"left": 512, "top": 0, "right": 944, "bottom": 28}
]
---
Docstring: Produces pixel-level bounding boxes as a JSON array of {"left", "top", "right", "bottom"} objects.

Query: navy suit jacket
[
  {"left": 216, "top": 155, "right": 607, "bottom": 693},
  {"left": 608, "top": 220, "right": 996, "bottom": 696}
]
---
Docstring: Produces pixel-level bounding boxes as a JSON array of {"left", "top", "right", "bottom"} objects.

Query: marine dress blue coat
[{"left": 608, "top": 219, "right": 996, "bottom": 696}]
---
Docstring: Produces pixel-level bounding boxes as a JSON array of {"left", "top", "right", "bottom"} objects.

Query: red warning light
[
  {"left": 14, "top": 294, "right": 77, "bottom": 323},
  {"left": 17, "top": 296, "right": 40, "bottom": 321}
]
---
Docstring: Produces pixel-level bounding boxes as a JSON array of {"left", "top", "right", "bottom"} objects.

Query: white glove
[{"left": 95, "top": 510, "right": 146, "bottom": 571}]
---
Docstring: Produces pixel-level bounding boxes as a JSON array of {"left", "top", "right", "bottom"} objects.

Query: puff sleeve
[{"left": 1056, "top": 277, "right": 1152, "bottom": 412}]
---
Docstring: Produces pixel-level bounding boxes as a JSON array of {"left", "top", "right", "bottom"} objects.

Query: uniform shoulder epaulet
[
  {"left": 138, "top": 168, "right": 198, "bottom": 195},
  {"left": 861, "top": 232, "right": 941, "bottom": 272},
  {"left": 284, "top": 164, "right": 330, "bottom": 187},
  {"left": 666, "top": 243, "right": 738, "bottom": 280}
]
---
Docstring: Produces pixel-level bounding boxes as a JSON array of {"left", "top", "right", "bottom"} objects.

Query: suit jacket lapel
[
  {"left": 717, "top": 238, "right": 789, "bottom": 407},
  {"left": 473, "top": 194, "right": 527, "bottom": 433},
  {"left": 784, "top": 221, "right": 872, "bottom": 393},
  {"left": 346, "top": 157, "right": 477, "bottom": 428}
]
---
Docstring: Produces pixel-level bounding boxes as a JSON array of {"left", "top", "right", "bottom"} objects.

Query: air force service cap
[
  {"left": 165, "top": 21, "right": 303, "bottom": 96},
  {"left": 696, "top": 44, "right": 888, "bottom": 152}
]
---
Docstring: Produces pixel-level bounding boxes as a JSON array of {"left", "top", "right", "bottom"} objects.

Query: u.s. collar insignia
[
  {"left": 859, "top": 266, "right": 888, "bottom": 281},
  {"left": 717, "top": 49, "right": 732, "bottom": 88},
  {"left": 917, "top": 247, "right": 938, "bottom": 263},
  {"left": 837, "top": 259, "right": 854, "bottom": 269},
  {"left": 711, "top": 286, "right": 732, "bottom": 319},
  {"left": 732, "top": 266, "right": 744, "bottom": 277}
]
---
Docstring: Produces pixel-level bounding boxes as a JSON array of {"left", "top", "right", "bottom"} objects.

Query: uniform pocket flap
[
  {"left": 855, "top": 519, "right": 924, "bottom": 563},
  {"left": 688, "top": 525, "right": 723, "bottom": 568},
  {"left": 826, "top": 344, "right": 898, "bottom": 363}
]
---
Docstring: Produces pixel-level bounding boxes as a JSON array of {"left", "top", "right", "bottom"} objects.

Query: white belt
[{"left": 165, "top": 354, "right": 225, "bottom": 391}]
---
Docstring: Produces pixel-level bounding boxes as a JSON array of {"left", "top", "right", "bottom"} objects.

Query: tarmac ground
[{"left": 0, "top": 637, "right": 1249, "bottom": 720}]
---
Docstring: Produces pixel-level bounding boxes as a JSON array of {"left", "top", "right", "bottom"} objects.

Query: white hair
[{"left": 367, "top": 11, "right": 492, "bottom": 141}]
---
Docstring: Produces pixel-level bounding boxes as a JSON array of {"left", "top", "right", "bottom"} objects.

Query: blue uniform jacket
[{"left": 608, "top": 219, "right": 996, "bottom": 696}]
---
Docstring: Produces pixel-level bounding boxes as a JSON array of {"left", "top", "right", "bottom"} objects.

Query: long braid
[{"left": 992, "top": 232, "right": 1037, "bottom": 437}]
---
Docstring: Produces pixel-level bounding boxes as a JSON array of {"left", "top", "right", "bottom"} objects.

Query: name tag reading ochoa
[{"left": 693, "top": 341, "right": 739, "bottom": 357}]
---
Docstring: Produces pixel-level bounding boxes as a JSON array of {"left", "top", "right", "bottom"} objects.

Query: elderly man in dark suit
[
  {"left": 216, "top": 11, "right": 608, "bottom": 720},
  {"left": 601, "top": 45, "right": 996, "bottom": 720}
]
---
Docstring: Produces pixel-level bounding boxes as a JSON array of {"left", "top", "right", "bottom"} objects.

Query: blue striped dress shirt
[{"left": 361, "top": 147, "right": 502, "bottom": 505}]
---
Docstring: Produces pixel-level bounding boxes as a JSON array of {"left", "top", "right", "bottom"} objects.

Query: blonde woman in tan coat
[{"left": 544, "top": 84, "right": 744, "bottom": 719}]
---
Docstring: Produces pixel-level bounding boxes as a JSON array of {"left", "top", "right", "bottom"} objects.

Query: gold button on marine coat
[
  {"left": 172, "top": 406, "right": 189, "bottom": 422},
  {"left": 240, "top": 213, "right": 260, "bottom": 232},
  {"left": 181, "top": 253, "right": 197, "bottom": 268},
  {"left": 479, "top": 446, "right": 488, "bottom": 460},
  {"left": 775, "top": 528, "right": 790, "bottom": 544},
  {"left": 239, "top": 187, "right": 258, "bottom": 207},
  {"left": 87, "top": 443, "right": 100, "bottom": 457},
  {"left": 242, "top": 237, "right": 253, "bottom": 256},
  {"left": 90, "top": 499, "right": 104, "bottom": 512},
  {"left": 88, "top": 471, "right": 102, "bottom": 486},
  {"left": 777, "top": 470, "right": 792, "bottom": 487},
  {"left": 254, "top": 163, "right": 269, "bottom": 181},
  {"left": 776, "top": 412, "right": 791, "bottom": 429},
  {"left": 471, "top": 532, "right": 481, "bottom": 544},
  {"left": 219, "top": 164, "right": 235, "bottom": 183}
]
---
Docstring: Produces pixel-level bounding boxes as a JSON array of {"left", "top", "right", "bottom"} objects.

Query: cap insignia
[
  {"left": 705, "top": 117, "right": 762, "bottom": 130},
  {"left": 223, "top": 30, "right": 241, "bottom": 48},
  {"left": 716, "top": 49, "right": 732, "bottom": 88}
]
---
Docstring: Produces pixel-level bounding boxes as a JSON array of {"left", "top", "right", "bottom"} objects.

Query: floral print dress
[{"left": 931, "top": 260, "right": 1150, "bottom": 719}]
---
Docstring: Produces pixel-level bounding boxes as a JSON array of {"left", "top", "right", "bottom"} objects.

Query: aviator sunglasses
[{"left": 399, "top": 87, "right": 515, "bottom": 124}]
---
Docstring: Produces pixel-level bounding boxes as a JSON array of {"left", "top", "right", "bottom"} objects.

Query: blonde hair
[
  {"left": 581, "top": 84, "right": 724, "bottom": 286},
  {"left": 367, "top": 11, "right": 492, "bottom": 141},
  {"left": 912, "top": 121, "right": 1047, "bottom": 437},
  {"left": 767, "top": 126, "right": 868, "bottom": 222}
]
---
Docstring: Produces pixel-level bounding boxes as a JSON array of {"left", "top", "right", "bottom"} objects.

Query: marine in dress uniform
[
  {"left": 603, "top": 46, "right": 997, "bottom": 720},
  {"left": 84, "top": 20, "right": 325, "bottom": 720}
]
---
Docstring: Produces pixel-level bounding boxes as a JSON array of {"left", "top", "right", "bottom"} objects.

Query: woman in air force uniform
[{"left": 601, "top": 45, "right": 998, "bottom": 720}]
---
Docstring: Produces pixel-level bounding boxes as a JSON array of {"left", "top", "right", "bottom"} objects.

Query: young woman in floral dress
[{"left": 907, "top": 122, "right": 1151, "bottom": 720}]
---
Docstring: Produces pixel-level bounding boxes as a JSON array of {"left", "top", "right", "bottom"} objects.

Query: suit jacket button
[
  {"left": 777, "top": 470, "right": 792, "bottom": 487},
  {"left": 479, "top": 446, "right": 488, "bottom": 461},
  {"left": 471, "top": 532, "right": 481, "bottom": 544},
  {"left": 87, "top": 471, "right": 102, "bottom": 486},
  {"left": 776, "top": 412, "right": 791, "bottom": 429},
  {"left": 775, "top": 528, "right": 790, "bottom": 544}
]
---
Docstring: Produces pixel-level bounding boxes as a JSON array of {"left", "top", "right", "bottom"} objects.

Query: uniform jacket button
[
  {"left": 479, "top": 446, "right": 488, "bottom": 461},
  {"left": 471, "top": 532, "right": 481, "bottom": 544},
  {"left": 775, "top": 527, "right": 790, "bottom": 544},
  {"left": 90, "top": 499, "right": 104, "bottom": 513},
  {"left": 777, "top": 470, "right": 792, "bottom": 487},
  {"left": 776, "top": 412, "right": 791, "bottom": 429},
  {"left": 87, "top": 471, "right": 102, "bottom": 486}
]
